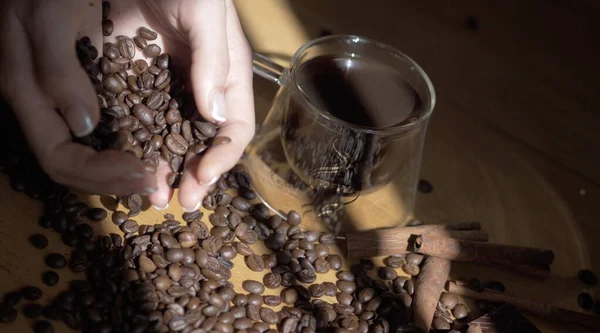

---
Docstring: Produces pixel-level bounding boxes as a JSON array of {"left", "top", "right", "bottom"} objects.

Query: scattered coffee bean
[
  {"left": 245, "top": 254, "right": 265, "bottom": 272},
  {"left": 42, "top": 271, "right": 59, "bottom": 286},
  {"left": 418, "top": 179, "right": 433, "bottom": 193},
  {"left": 45, "top": 253, "right": 67, "bottom": 269},
  {"left": 383, "top": 255, "right": 404, "bottom": 268},
  {"left": 452, "top": 303, "right": 469, "bottom": 319},
  {"left": 402, "top": 263, "right": 420, "bottom": 276},
  {"left": 243, "top": 280, "right": 265, "bottom": 295},
  {"left": 439, "top": 292, "right": 459, "bottom": 310},
  {"left": 139, "top": 26, "right": 158, "bottom": 40},
  {"left": 29, "top": 234, "right": 48, "bottom": 249},
  {"left": 578, "top": 269, "right": 598, "bottom": 285},
  {"left": 377, "top": 267, "right": 397, "bottom": 280},
  {"left": 263, "top": 273, "right": 282, "bottom": 289},
  {"left": 3, "top": 292, "right": 22, "bottom": 306},
  {"left": 144, "top": 44, "right": 162, "bottom": 57},
  {"left": 21, "top": 286, "right": 42, "bottom": 301},
  {"left": 432, "top": 317, "right": 450, "bottom": 330},
  {"left": 264, "top": 295, "right": 282, "bottom": 307},
  {"left": 578, "top": 292, "right": 594, "bottom": 310}
]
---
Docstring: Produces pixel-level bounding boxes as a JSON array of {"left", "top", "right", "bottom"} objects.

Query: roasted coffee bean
[
  {"left": 42, "top": 271, "right": 59, "bottom": 286},
  {"left": 432, "top": 317, "right": 451, "bottom": 330},
  {"left": 139, "top": 27, "right": 158, "bottom": 40},
  {"left": 452, "top": 303, "right": 469, "bottom": 319},
  {"left": 231, "top": 196, "right": 251, "bottom": 211},
  {"left": 377, "top": 267, "right": 397, "bottom": 280},
  {"left": 165, "top": 133, "right": 188, "bottom": 155},
  {"left": 337, "top": 280, "right": 356, "bottom": 294},
  {"left": 33, "top": 320, "right": 54, "bottom": 333},
  {"left": 357, "top": 288, "right": 375, "bottom": 303},
  {"left": 319, "top": 232, "right": 336, "bottom": 245},
  {"left": 86, "top": 207, "right": 107, "bottom": 221},
  {"left": 308, "top": 284, "right": 326, "bottom": 298},
  {"left": 578, "top": 292, "right": 594, "bottom": 310},
  {"left": 23, "top": 303, "right": 44, "bottom": 318},
  {"left": 323, "top": 282, "right": 337, "bottom": 297},
  {"left": 234, "top": 242, "right": 253, "bottom": 256},
  {"left": 297, "top": 269, "right": 317, "bottom": 283},
  {"left": 265, "top": 233, "right": 286, "bottom": 251},
  {"left": 418, "top": 179, "right": 433, "bottom": 193},
  {"left": 245, "top": 254, "right": 265, "bottom": 272},
  {"left": 405, "top": 253, "right": 424, "bottom": 265},
  {"left": 281, "top": 288, "right": 298, "bottom": 305},
  {"left": 336, "top": 271, "right": 355, "bottom": 282},
  {"left": 263, "top": 273, "right": 282, "bottom": 289},
  {"left": 402, "top": 263, "right": 420, "bottom": 276},
  {"left": 327, "top": 255, "right": 342, "bottom": 271},
  {"left": 121, "top": 219, "right": 139, "bottom": 233},
  {"left": 45, "top": 253, "right": 66, "bottom": 269},
  {"left": 102, "top": 19, "right": 114, "bottom": 36},
  {"left": 578, "top": 269, "right": 598, "bottom": 285},
  {"left": 144, "top": 44, "right": 161, "bottom": 57},
  {"left": 260, "top": 307, "right": 279, "bottom": 324},
  {"left": 133, "top": 36, "right": 148, "bottom": 50},
  {"left": 29, "top": 234, "right": 48, "bottom": 249},
  {"left": 156, "top": 53, "right": 170, "bottom": 69},
  {"left": 313, "top": 258, "right": 331, "bottom": 274},
  {"left": 313, "top": 244, "right": 329, "bottom": 258},
  {"left": 3, "top": 292, "right": 22, "bottom": 306},
  {"left": 383, "top": 255, "right": 404, "bottom": 268},
  {"left": 117, "top": 36, "right": 136, "bottom": 59},
  {"left": 21, "top": 286, "right": 42, "bottom": 301},
  {"left": 392, "top": 276, "right": 408, "bottom": 293},
  {"left": 404, "top": 279, "right": 415, "bottom": 295}
]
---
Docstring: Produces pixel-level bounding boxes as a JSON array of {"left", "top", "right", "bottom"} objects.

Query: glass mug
[{"left": 245, "top": 35, "right": 435, "bottom": 234}]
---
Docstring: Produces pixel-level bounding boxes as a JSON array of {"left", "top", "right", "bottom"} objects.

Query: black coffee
[{"left": 295, "top": 55, "right": 421, "bottom": 128}]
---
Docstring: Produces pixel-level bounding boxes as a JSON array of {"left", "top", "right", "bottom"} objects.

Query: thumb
[
  {"left": 27, "top": 2, "right": 99, "bottom": 137},
  {"left": 185, "top": 0, "right": 229, "bottom": 124}
]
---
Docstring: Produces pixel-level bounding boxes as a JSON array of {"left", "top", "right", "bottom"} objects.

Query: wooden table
[{"left": 1, "top": 1, "right": 599, "bottom": 332}]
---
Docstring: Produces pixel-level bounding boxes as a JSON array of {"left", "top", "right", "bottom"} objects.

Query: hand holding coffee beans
[{"left": 0, "top": 0, "right": 255, "bottom": 212}]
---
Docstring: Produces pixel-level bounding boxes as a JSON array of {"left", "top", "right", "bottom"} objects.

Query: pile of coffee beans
[
  {"left": 431, "top": 293, "right": 469, "bottom": 331},
  {"left": 77, "top": 0, "right": 228, "bottom": 201}
]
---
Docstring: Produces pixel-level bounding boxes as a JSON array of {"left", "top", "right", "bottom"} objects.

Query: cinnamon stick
[
  {"left": 345, "top": 223, "right": 488, "bottom": 258},
  {"left": 413, "top": 234, "right": 554, "bottom": 267},
  {"left": 413, "top": 257, "right": 451, "bottom": 332},
  {"left": 446, "top": 281, "right": 600, "bottom": 330}
]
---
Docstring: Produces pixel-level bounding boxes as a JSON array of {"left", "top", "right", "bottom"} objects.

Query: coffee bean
[
  {"left": 3, "top": 292, "right": 22, "bottom": 307},
  {"left": 402, "top": 263, "right": 420, "bottom": 276},
  {"left": 139, "top": 27, "right": 158, "bottom": 40},
  {"left": 133, "top": 35, "right": 148, "bottom": 50},
  {"left": 405, "top": 253, "right": 424, "bottom": 266},
  {"left": 319, "top": 232, "right": 336, "bottom": 245},
  {"left": 245, "top": 254, "right": 265, "bottom": 272},
  {"left": 45, "top": 253, "right": 66, "bottom": 269},
  {"left": 21, "top": 286, "right": 42, "bottom": 301},
  {"left": 337, "top": 280, "right": 356, "bottom": 294},
  {"left": 336, "top": 271, "right": 355, "bottom": 282},
  {"left": 281, "top": 288, "right": 298, "bottom": 304},
  {"left": 404, "top": 279, "right": 415, "bottom": 295},
  {"left": 468, "top": 278, "right": 485, "bottom": 292},
  {"left": 234, "top": 242, "right": 253, "bottom": 256},
  {"left": 117, "top": 36, "right": 136, "bottom": 59},
  {"left": 418, "top": 179, "right": 433, "bottom": 193},
  {"left": 313, "top": 244, "right": 329, "bottom": 258},
  {"left": 578, "top": 269, "right": 598, "bottom": 285},
  {"left": 241, "top": 280, "right": 264, "bottom": 295},
  {"left": 231, "top": 197, "right": 251, "bottom": 211},
  {"left": 260, "top": 307, "right": 279, "bottom": 324},
  {"left": 327, "top": 255, "right": 342, "bottom": 271},
  {"left": 263, "top": 273, "right": 282, "bottom": 289},
  {"left": 33, "top": 320, "right": 54, "bottom": 333},
  {"left": 165, "top": 133, "right": 188, "bottom": 155},
  {"left": 102, "top": 19, "right": 114, "bottom": 36},
  {"left": 156, "top": 53, "right": 171, "bottom": 69},
  {"left": 144, "top": 44, "right": 161, "bottom": 57},
  {"left": 212, "top": 136, "right": 232, "bottom": 146},
  {"left": 432, "top": 317, "right": 451, "bottom": 330},
  {"left": 104, "top": 74, "right": 125, "bottom": 94},
  {"left": 280, "top": 317, "right": 299, "bottom": 333},
  {"left": 121, "top": 219, "right": 139, "bottom": 233},
  {"left": 297, "top": 269, "right": 317, "bottom": 283},
  {"left": 452, "top": 303, "right": 469, "bottom": 319},
  {"left": 383, "top": 255, "right": 405, "bottom": 268},
  {"left": 377, "top": 267, "right": 397, "bottom": 280},
  {"left": 41, "top": 271, "right": 59, "bottom": 286},
  {"left": 22, "top": 303, "right": 44, "bottom": 319},
  {"left": 193, "top": 121, "right": 216, "bottom": 138},
  {"left": 86, "top": 207, "right": 107, "bottom": 222},
  {"left": 578, "top": 292, "right": 594, "bottom": 310},
  {"left": 29, "top": 234, "right": 48, "bottom": 249}
]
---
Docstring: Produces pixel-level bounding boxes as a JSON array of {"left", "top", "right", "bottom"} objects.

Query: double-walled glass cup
[{"left": 246, "top": 35, "right": 435, "bottom": 234}]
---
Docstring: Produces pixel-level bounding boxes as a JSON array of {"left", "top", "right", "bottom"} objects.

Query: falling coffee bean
[
  {"left": 29, "top": 234, "right": 48, "bottom": 249},
  {"left": 42, "top": 271, "right": 59, "bottom": 286},
  {"left": 45, "top": 254, "right": 67, "bottom": 269}
]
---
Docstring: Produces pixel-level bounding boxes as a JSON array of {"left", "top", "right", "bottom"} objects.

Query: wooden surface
[{"left": 1, "top": 0, "right": 599, "bottom": 332}]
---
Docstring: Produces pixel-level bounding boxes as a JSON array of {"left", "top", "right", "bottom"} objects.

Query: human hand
[
  {"left": 108, "top": 0, "right": 255, "bottom": 211},
  {"left": 0, "top": 0, "right": 158, "bottom": 196}
]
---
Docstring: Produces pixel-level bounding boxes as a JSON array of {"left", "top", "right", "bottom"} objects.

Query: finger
[
  {"left": 194, "top": 0, "right": 255, "bottom": 183},
  {"left": 26, "top": 0, "right": 99, "bottom": 137},
  {"left": 0, "top": 11, "right": 155, "bottom": 195},
  {"left": 177, "top": 154, "right": 207, "bottom": 212},
  {"left": 183, "top": 0, "right": 230, "bottom": 123},
  {"left": 148, "top": 160, "right": 174, "bottom": 210}
]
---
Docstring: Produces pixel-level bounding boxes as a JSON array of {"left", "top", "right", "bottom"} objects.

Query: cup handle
[{"left": 253, "top": 52, "right": 287, "bottom": 86}]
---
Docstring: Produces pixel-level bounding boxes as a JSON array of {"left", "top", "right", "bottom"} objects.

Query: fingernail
[
  {"left": 183, "top": 202, "right": 201, "bottom": 213},
  {"left": 210, "top": 91, "right": 226, "bottom": 123},
  {"left": 200, "top": 176, "right": 219, "bottom": 186},
  {"left": 121, "top": 172, "right": 145, "bottom": 180},
  {"left": 153, "top": 203, "right": 169, "bottom": 211},
  {"left": 140, "top": 187, "right": 158, "bottom": 196},
  {"left": 71, "top": 108, "right": 94, "bottom": 137}
]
